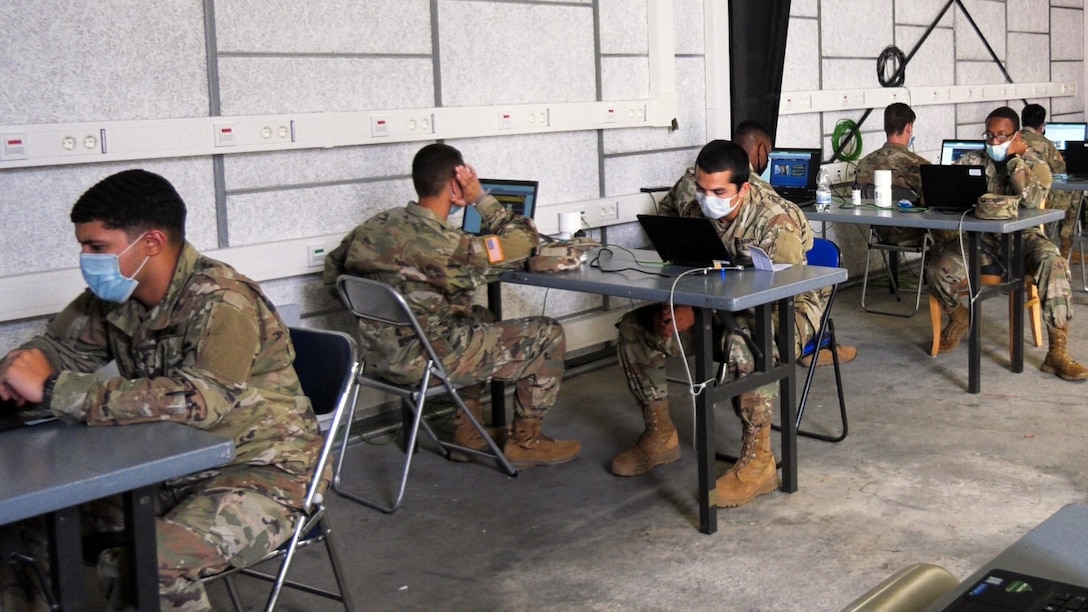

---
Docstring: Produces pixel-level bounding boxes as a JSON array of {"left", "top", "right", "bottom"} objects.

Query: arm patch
[{"left": 483, "top": 235, "right": 506, "bottom": 264}]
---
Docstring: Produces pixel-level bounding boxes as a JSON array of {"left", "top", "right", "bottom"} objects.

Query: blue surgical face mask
[
  {"left": 79, "top": 232, "right": 149, "bottom": 303},
  {"left": 986, "top": 140, "right": 1012, "bottom": 163},
  {"left": 696, "top": 192, "right": 740, "bottom": 220}
]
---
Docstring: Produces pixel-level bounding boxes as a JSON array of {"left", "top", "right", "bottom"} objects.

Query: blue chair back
[
  {"left": 807, "top": 237, "right": 840, "bottom": 268},
  {"left": 801, "top": 238, "right": 840, "bottom": 356}
]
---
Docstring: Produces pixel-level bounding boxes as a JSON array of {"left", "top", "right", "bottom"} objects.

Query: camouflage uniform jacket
[
  {"left": 325, "top": 196, "right": 539, "bottom": 382},
  {"left": 657, "top": 169, "right": 825, "bottom": 333},
  {"left": 657, "top": 164, "right": 814, "bottom": 252},
  {"left": 955, "top": 147, "right": 1053, "bottom": 246},
  {"left": 23, "top": 243, "right": 320, "bottom": 509},
  {"left": 1021, "top": 126, "right": 1072, "bottom": 212},
  {"left": 855, "top": 142, "right": 928, "bottom": 196}
]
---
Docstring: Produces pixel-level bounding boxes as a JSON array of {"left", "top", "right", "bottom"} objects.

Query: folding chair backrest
[
  {"left": 807, "top": 237, "right": 840, "bottom": 268},
  {"left": 288, "top": 326, "right": 359, "bottom": 509},
  {"left": 336, "top": 275, "right": 448, "bottom": 369}
]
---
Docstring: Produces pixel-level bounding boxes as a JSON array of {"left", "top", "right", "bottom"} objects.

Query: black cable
[{"left": 877, "top": 46, "right": 906, "bottom": 87}]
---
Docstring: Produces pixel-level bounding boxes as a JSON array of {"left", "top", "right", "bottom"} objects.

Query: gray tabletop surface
[
  {"left": 926, "top": 503, "right": 1088, "bottom": 610},
  {"left": 500, "top": 248, "right": 847, "bottom": 311},
  {"left": 0, "top": 420, "right": 235, "bottom": 525},
  {"left": 806, "top": 200, "right": 1064, "bottom": 230}
]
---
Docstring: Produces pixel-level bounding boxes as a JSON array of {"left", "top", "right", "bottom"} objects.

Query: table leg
[
  {"left": 125, "top": 486, "right": 161, "bottom": 612},
  {"left": 968, "top": 232, "right": 982, "bottom": 393},
  {"left": 1010, "top": 231, "right": 1025, "bottom": 373},
  {"left": 47, "top": 506, "right": 85, "bottom": 612},
  {"left": 694, "top": 307, "right": 717, "bottom": 535},
  {"left": 487, "top": 283, "right": 507, "bottom": 427},
  {"left": 776, "top": 298, "right": 797, "bottom": 493}
]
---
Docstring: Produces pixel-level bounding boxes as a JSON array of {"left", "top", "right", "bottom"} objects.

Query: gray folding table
[
  {"left": 0, "top": 420, "right": 235, "bottom": 611},
  {"left": 498, "top": 248, "right": 846, "bottom": 534}
]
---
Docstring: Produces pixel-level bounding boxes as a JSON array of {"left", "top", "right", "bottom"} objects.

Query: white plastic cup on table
[
  {"left": 873, "top": 169, "right": 893, "bottom": 208},
  {"left": 557, "top": 211, "right": 581, "bottom": 240}
]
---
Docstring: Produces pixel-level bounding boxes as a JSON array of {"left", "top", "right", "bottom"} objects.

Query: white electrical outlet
[{"left": 306, "top": 244, "right": 326, "bottom": 268}]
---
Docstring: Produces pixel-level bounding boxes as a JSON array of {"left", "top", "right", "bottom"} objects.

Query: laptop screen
[
  {"left": 1044, "top": 122, "right": 1087, "bottom": 150},
  {"left": 461, "top": 179, "right": 539, "bottom": 235},
  {"left": 940, "top": 139, "right": 985, "bottom": 165},
  {"left": 764, "top": 149, "right": 820, "bottom": 191}
]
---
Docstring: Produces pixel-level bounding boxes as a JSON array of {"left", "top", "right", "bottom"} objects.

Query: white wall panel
[
  {"left": 822, "top": 59, "right": 882, "bottom": 89},
  {"left": 783, "top": 17, "right": 820, "bottom": 91},
  {"left": 226, "top": 179, "right": 412, "bottom": 247},
  {"left": 820, "top": 0, "right": 894, "bottom": 58},
  {"left": 673, "top": 0, "right": 706, "bottom": 55},
  {"left": 955, "top": 0, "right": 1007, "bottom": 62},
  {"left": 1008, "top": 33, "right": 1052, "bottom": 82},
  {"left": 1052, "top": 7, "right": 1086, "bottom": 61},
  {"left": 600, "top": 0, "right": 649, "bottom": 54},
  {"left": 603, "top": 56, "right": 705, "bottom": 154},
  {"left": 895, "top": 26, "right": 956, "bottom": 87},
  {"left": 792, "top": 0, "right": 818, "bottom": 18},
  {"left": 215, "top": 0, "right": 432, "bottom": 54},
  {"left": 896, "top": 0, "right": 956, "bottom": 27},
  {"left": 1007, "top": 0, "right": 1050, "bottom": 33},
  {"left": 603, "top": 149, "right": 693, "bottom": 197},
  {"left": 223, "top": 143, "right": 422, "bottom": 190},
  {"left": 1051, "top": 61, "right": 1087, "bottom": 115},
  {"left": 217, "top": 57, "right": 436, "bottom": 115},
  {"left": 438, "top": 2, "right": 597, "bottom": 106},
  {"left": 0, "top": 0, "right": 208, "bottom": 124}
]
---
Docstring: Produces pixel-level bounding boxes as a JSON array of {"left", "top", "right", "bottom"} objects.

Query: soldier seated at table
[{"left": 0, "top": 169, "right": 321, "bottom": 611}]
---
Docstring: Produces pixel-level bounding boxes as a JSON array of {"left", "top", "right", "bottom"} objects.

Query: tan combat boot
[
  {"left": 449, "top": 398, "right": 504, "bottom": 462},
  {"left": 611, "top": 400, "right": 681, "bottom": 476},
  {"left": 503, "top": 417, "right": 581, "bottom": 468},
  {"left": 938, "top": 304, "right": 970, "bottom": 353},
  {"left": 716, "top": 421, "right": 778, "bottom": 508},
  {"left": 1041, "top": 326, "right": 1088, "bottom": 381}
]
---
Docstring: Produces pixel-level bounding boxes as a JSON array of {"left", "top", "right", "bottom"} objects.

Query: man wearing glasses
[{"left": 925, "top": 106, "right": 1088, "bottom": 381}]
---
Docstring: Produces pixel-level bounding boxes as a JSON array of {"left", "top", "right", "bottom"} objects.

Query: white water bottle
[{"left": 815, "top": 168, "right": 832, "bottom": 211}]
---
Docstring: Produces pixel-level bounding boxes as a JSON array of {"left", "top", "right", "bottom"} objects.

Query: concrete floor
[{"left": 217, "top": 281, "right": 1088, "bottom": 611}]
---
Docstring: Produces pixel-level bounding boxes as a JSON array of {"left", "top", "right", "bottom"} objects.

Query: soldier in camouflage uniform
[
  {"left": 1021, "top": 104, "right": 1078, "bottom": 255},
  {"left": 854, "top": 103, "right": 950, "bottom": 247},
  {"left": 925, "top": 107, "right": 1088, "bottom": 381},
  {"left": 613, "top": 139, "right": 827, "bottom": 508},
  {"left": 325, "top": 143, "right": 580, "bottom": 468},
  {"left": 0, "top": 169, "right": 321, "bottom": 611}
]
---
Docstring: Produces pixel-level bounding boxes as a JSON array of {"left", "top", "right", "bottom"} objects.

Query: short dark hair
[
  {"left": 412, "top": 143, "right": 464, "bottom": 198},
  {"left": 987, "top": 106, "right": 1021, "bottom": 132},
  {"left": 695, "top": 140, "right": 750, "bottom": 187},
  {"left": 733, "top": 120, "right": 773, "bottom": 147},
  {"left": 70, "top": 169, "right": 186, "bottom": 245},
  {"left": 1021, "top": 104, "right": 1046, "bottom": 129},
  {"left": 884, "top": 103, "right": 916, "bottom": 136}
]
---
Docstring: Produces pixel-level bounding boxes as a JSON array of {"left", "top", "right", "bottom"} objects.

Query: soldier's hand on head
[
  {"left": 1008, "top": 133, "right": 1029, "bottom": 157},
  {"left": 454, "top": 164, "right": 484, "bottom": 206}
]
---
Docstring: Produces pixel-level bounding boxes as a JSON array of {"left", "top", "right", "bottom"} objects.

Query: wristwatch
[{"left": 41, "top": 372, "right": 59, "bottom": 406}]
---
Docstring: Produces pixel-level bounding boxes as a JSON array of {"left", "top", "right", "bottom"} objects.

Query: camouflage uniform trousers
[
  {"left": 926, "top": 229, "right": 1074, "bottom": 329},
  {"left": 616, "top": 304, "right": 816, "bottom": 427},
  {"left": 435, "top": 305, "right": 566, "bottom": 419}
]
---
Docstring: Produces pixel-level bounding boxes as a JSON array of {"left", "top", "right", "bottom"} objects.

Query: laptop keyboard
[{"left": 943, "top": 569, "right": 1088, "bottom": 611}]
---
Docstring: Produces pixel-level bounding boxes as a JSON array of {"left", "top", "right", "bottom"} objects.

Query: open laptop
[
  {"left": 920, "top": 164, "right": 989, "bottom": 213},
  {"left": 940, "top": 139, "right": 985, "bottom": 165},
  {"left": 636, "top": 214, "right": 733, "bottom": 267},
  {"left": 461, "top": 178, "right": 539, "bottom": 235},
  {"left": 764, "top": 148, "right": 821, "bottom": 205},
  {"left": 1061, "top": 141, "right": 1088, "bottom": 178},
  {"left": 940, "top": 567, "right": 1088, "bottom": 611},
  {"left": 1043, "top": 122, "right": 1087, "bottom": 151}
]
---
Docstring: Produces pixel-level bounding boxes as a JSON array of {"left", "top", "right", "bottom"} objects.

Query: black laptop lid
[
  {"left": 461, "top": 178, "right": 539, "bottom": 235},
  {"left": 636, "top": 215, "right": 732, "bottom": 267},
  {"left": 920, "top": 164, "right": 988, "bottom": 212},
  {"left": 765, "top": 148, "right": 821, "bottom": 203},
  {"left": 1062, "top": 141, "right": 1088, "bottom": 175}
]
